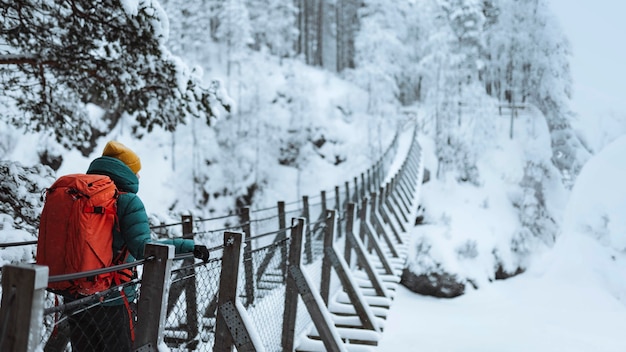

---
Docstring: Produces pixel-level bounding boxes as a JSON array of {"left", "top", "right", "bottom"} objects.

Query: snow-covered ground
[
  {"left": 380, "top": 277, "right": 626, "bottom": 351},
  {"left": 378, "top": 133, "right": 626, "bottom": 351}
]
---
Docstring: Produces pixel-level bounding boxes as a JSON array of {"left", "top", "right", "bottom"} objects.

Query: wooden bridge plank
[
  {"left": 329, "top": 314, "right": 387, "bottom": 329},
  {"left": 334, "top": 292, "right": 392, "bottom": 308},
  {"left": 353, "top": 278, "right": 397, "bottom": 290},
  {"left": 328, "top": 301, "right": 390, "bottom": 319},
  {"left": 307, "top": 326, "right": 381, "bottom": 343},
  {"left": 352, "top": 271, "right": 401, "bottom": 284}
]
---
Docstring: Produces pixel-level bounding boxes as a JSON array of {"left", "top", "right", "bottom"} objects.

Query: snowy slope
[{"left": 379, "top": 128, "right": 626, "bottom": 352}]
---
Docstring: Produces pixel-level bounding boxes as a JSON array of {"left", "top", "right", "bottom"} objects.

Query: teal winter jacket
[{"left": 86, "top": 156, "right": 194, "bottom": 304}]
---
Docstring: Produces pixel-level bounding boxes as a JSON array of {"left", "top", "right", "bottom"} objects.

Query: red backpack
[{"left": 37, "top": 174, "right": 125, "bottom": 296}]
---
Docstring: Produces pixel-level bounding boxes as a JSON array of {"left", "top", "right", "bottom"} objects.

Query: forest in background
[
  {"left": 1, "top": 0, "right": 602, "bottom": 295},
  {"left": 2, "top": 0, "right": 586, "bottom": 182}
]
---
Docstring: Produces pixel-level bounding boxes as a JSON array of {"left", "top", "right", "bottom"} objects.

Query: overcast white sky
[{"left": 549, "top": 0, "right": 626, "bottom": 116}]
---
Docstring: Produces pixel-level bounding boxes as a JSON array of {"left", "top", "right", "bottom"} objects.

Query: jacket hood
[{"left": 87, "top": 156, "right": 139, "bottom": 193}]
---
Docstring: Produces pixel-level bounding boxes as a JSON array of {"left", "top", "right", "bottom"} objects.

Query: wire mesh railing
[
  {"left": 165, "top": 256, "right": 223, "bottom": 351},
  {"left": 240, "top": 238, "right": 290, "bottom": 352},
  {"left": 1, "top": 120, "right": 423, "bottom": 351},
  {"left": 38, "top": 261, "right": 145, "bottom": 351}
]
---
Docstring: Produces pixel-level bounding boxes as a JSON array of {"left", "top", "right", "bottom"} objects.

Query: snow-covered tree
[
  {"left": 484, "top": 0, "right": 589, "bottom": 185},
  {"left": 349, "top": 0, "right": 417, "bottom": 161},
  {"left": 511, "top": 160, "right": 559, "bottom": 261},
  {"left": 353, "top": 0, "right": 407, "bottom": 113},
  {"left": 214, "top": 0, "right": 253, "bottom": 78},
  {"left": 0, "top": 0, "right": 230, "bottom": 151},
  {"left": 411, "top": 0, "right": 492, "bottom": 183},
  {"left": 162, "top": 0, "right": 215, "bottom": 56},
  {"left": 0, "top": 161, "right": 54, "bottom": 231},
  {"left": 245, "top": 0, "right": 298, "bottom": 58}
]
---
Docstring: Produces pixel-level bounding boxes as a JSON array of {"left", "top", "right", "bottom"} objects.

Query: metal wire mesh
[
  {"left": 38, "top": 279, "right": 140, "bottom": 352},
  {"left": 250, "top": 207, "right": 281, "bottom": 248},
  {"left": 152, "top": 213, "right": 243, "bottom": 250},
  {"left": 307, "top": 217, "right": 327, "bottom": 263},
  {"left": 293, "top": 255, "right": 327, "bottom": 345},
  {"left": 39, "top": 291, "right": 69, "bottom": 351},
  {"left": 294, "top": 292, "right": 311, "bottom": 343},
  {"left": 164, "top": 256, "right": 222, "bottom": 351},
  {"left": 193, "top": 219, "right": 243, "bottom": 250},
  {"left": 239, "top": 238, "right": 290, "bottom": 352}
]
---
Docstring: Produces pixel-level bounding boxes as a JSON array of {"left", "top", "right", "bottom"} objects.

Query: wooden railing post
[
  {"left": 164, "top": 216, "right": 198, "bottom": 347},
  {"left": 181, "top": 214, "right": 199, "bottom": 347},
  {"left": 359, "top": 197, "right": 370, "bottom": 250},
  {"left": 379, "top": 159, "right": 385, "bottom": 187},
  {"left": 360, "top": 173, "right": 366, "bottom": 200},
  {"left": 371, "top": 192, "right": 399, "bottom": 258},
  {"left": 344, "top": 203, "right": 356, "bottom": 266},
  {"left": 376, "top": 161, "right": 382, "bottom": 189},
  {"left": 134, "top": 244, "right": 175, "bottom": 351},
  {"left": 385, "top": 181, "right": 407, "bottom": 232},
  {"left": 369, "top": 192, "right": 383, "bottom": 235},
  {"left": 353, "top": 177, "right": 359, "bottom": 204},
  {"left": 396, "top": 171, "right": 413, "bottom": 209},
  {"left": 214, "top": 231, "right": 261, "bottom": 352},
  {"left": 391, "top": 178, "right": 410, "bottom": 221},
  {"left": 302, "top": 195, "right": 313, "bottom": 264},
  {"left": 252, "top": 201, "right": 287, "bottom": 282},
  {"left": 278, "top": 201, "right": 288, "bottom": 281},
  {"left": 0, "top": 264, "right": 47, "bottom": 352},
  {"left": 182, "top": 214, "right": 193, "bottom": 239},
  {"left": 380, "top": 185, "right": 403, "bottom": 244},
  {"left": 320, "top": 210, "right": 336, "bottom": 305},
  {"left": 372, "top": 163, "right": 378, "bottom": 190},
  {"left": 335, "top": 185, "right": 343, "bottom": 238},
  {"left": 283, "top": 218, "right": 305, "bottom": 351},
  {"left": 241, "top": 206, "right": 255, "bottom": 306},
  {"left": 359, "top": 197, "right": 395, "bottom": 275}
]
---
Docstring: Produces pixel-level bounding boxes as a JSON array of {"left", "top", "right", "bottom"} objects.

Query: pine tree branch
[{"left": 0, "top": 54, "right": 41, "bottom": 65}]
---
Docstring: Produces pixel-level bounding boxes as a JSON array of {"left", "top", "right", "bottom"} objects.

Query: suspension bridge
[{"left": 0, "top": 119, "right": 424, "bottom": 351}]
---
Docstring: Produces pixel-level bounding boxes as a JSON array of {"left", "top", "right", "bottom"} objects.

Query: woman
[{"left": 67, "top": 140, "right": 209, "bottom": 351}]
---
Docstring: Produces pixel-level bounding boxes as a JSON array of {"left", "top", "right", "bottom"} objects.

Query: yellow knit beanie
[{"left": 102, "top": 141, "right": 142, "bottom": 174}]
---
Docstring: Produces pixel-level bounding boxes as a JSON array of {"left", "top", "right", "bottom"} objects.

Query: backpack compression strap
[
  {"left": 111, "top": 245, "right": 136, "bottom": 342},
  {"left": 83, "top": 205, "right": 117, "bottom": 215}
]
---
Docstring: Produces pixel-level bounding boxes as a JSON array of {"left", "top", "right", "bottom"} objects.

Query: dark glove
[{"left": 193, "top": 245, "right": 210, "bottom": 263}]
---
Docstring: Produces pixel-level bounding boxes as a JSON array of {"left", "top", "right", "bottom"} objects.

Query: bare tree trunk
[
  {"left": 315, "top": 0, "right": 324, "bottom": 66},
  {"left": 304, "top": 0, "right": 311, "bottom": 64},
  {"left": 336, "top": 0, "right": 343, "bottom": 72},
  {"left": 334, "top": 0, "right": 358, "bottom": 71},
  {"left": 345, "top": 0, "right": 358, "bottom": 69},
  {"left": 295, "top": 0, "right": 304, "bottom": 56}
]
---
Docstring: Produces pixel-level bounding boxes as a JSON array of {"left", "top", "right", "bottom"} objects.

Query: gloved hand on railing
[{"left": 193, "top": 245, "right": 210, "bottom": 262}]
